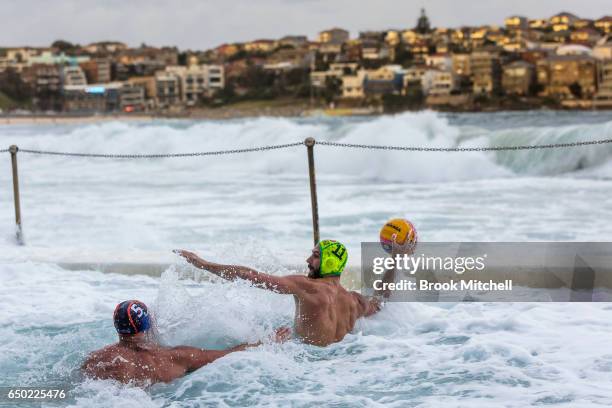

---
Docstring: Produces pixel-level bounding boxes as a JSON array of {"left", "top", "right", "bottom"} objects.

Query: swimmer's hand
[
  {"left": 391, "top": 233, "right": 416, "bottom": 256},
  {"left": 371, "top": 296, "right": 383, "bottom": 312},
  {"left": 272, "top": 327, "right": 292, "bottom": 343},
  {"left": 174, "top": 249, "right": 205, "bottom": 267}
]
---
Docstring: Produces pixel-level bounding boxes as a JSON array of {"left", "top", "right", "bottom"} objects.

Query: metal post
[
  {"left": 305, "top": 137, "right": 320, "bottom": 246},
  {"left": 9, "top": 145, "right": 24, "bottom": 245}
]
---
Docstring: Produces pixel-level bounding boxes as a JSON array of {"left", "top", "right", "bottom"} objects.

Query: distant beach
[{"left": 3, "top": 105, "right": 611, "bottom": 126}]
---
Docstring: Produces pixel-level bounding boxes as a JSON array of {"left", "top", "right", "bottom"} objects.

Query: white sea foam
[
  {"left": 0, "top": 264, "right": 610, "bottom": 407},
  {"left": 1, "top": 111, "right": 611, "bottom": 183},
  {"left": 0, "top": 112, "right": 611, "bottom": 264}
]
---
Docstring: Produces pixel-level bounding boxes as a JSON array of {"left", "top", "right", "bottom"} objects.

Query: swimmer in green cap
[{"left": 176, "top": 240, "right": 382, "bottom": 347}]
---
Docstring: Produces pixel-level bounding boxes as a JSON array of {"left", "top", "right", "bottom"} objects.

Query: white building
[
  {"left": 341, "top": 70, "right": 366, "bottom": 98},
  {"left": 425, "top": 54, "right": 452, "bottom": 71},
  {"left": 61, "top": 65, "right": 87, "bottom": 88},
  {"left": 164, "top": 64, "right": 225, "bottom": 105},
  {"left": 555, "top": 44, "right": 593, "bottom": 57},
  {"left": 425, "top": 69, "right": 458, "bottom": 96}
]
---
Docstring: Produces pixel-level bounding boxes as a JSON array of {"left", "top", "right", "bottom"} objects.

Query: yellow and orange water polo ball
[{"left": 379, "top": 218, "right": 418, "bottom": 254}]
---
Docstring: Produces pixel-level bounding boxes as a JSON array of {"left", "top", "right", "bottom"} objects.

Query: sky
[{"left": 1, "top": 0, "right": 610, "bottom": 50}]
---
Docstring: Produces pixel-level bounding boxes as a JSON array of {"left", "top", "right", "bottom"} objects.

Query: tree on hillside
[
  {"left": 393, "top": 44, "right": 413, "bottom": 66},
  {"left": 236, "top": 65, "right": 278, "bottom": 99},
  {"left": 51, "top": 40, "right": 79, "bottom": 53},
  {"left": 0, "top": 68, "right": 33, "bottom": 107},
  {"left": 323, "top": 76, "right": 342, "bottom": 104},
  {"left": 569, "top": 82, "right": 583, "bottom": 99}
]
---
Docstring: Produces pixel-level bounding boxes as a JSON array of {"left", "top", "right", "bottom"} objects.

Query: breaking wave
[{"left": 2, "top": 111, "right": 612, "bottom": 183}]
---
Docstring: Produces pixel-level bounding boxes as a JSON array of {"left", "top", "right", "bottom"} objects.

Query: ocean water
[{"left": 1, "top": 110, "right": 612, "bottom": 407}]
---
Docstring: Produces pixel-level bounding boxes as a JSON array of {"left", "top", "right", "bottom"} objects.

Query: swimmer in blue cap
[
  {"left": 176, "top": 240, "right": 383, "bottom": 347},
  {"left": 82, "top": 300, "right": 290, "bottom": 385}
]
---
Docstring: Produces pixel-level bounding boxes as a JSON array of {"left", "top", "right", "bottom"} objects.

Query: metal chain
[
  {"left": 14, "top": 142, "right": 304, "bottom": 158},
  {"left": 3, "top": 138, "right": 612, "bottom": 157},
  {"left": 316, "top": 138, "right": 612, "bottom": 152}
]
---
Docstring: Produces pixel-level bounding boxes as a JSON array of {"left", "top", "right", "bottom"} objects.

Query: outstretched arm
[
  {"left": 373, "top": 267, "right": 396, "bottom": 300},
  {"left": 171, "top": 343, "right": 257, "bottom": 373},
  {"left": 175, "top": 250, "right": 309, "bottom": 295},
  {"left": 374, "top": 233, "right": 415, "bottom": 300},
  {"left": 172, "top": 327, "right": 291, "bottom": 373},
  {"left": 353, "top": 292, "right": 382, "bottom": 318}
]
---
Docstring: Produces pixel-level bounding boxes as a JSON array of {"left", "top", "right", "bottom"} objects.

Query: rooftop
[{"left": 552, "top": 12, "right": 579, "bottom": 19}]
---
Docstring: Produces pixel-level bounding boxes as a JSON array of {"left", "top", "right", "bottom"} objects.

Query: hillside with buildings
[{"left": 1, "top": 10, "right": 611, "bottom": 116}]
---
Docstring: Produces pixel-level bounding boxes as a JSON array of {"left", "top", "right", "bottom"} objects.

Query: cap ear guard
[
  {"left": 139, "top": 313, "right": 151, "bottom": 333},
  {"left": 323, "top": 257, "right": 339, "bottom": 274}
]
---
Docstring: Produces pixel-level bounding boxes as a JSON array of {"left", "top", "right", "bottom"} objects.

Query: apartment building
[
  {"left": 505, "top": 16, "right": 529, "bottom": 31},
  {"left": 120, "top": 84, "right": 146, "bottom": 112},
  {"left": 425, "top": 54, "right": 452, "bottom": 71},
  {"left": 502, "top": 61, "right": 535, "bottom": 95},
  {"left": 595, "top": 16, "right": 612, "bottom": 34},
  {"left": 318, "top": 42, "right": 343, "bottom": 64},
  {"left": 425, "top": 69, "right": 458, "bottom": 96},
  {"left": 311, "top": 63, "right": 359, "bottom": 88},
  {"left": 343, "top": 40, "right": 363, "bottom": 62},
  {"left": 452, "top": 54, "right": 472, "bottom": 77},
  {"left": 21, "top": 64, "right": 62, "bottom": 111},
  {"left": 363, "top": 65, "right": 404, "bottom": 96},
  {"left": 550, "top": 12, "right": 579, "bottom": 32},
  {"left": 570, "top": 29, "right": 602, "bottom": 45},
  {"left": 471, "top": 51, "right": 502, "bottom": 94},
  {"left": 318, "top": 28, "right": 350, "bottom": 45},
  {"left": 79, "top": 59, "right": 111, "bottom": 83},
  {"left": 163, "top": 65, "right": 225, "bottom": 106},
  {"left": 536, "top": 55, "right": 597, "bottom": 99},
  {"left": 362, "top": 41, "right": 390, "bottom": 61},
  {"left": 127, "top": 76, "right": 157, "bottom": 102},
  {"left": 155, "top": 71, "right": 181, "bottom": 108},
  {"left": 402, "top": 66, "right": 428, "bottom": 94},
  {"left": 341, "top": 70, "right": 366, "bottom": 98},
  {"left": 63, "top": 83, "right": 122, "bottom": 112},
  {"left": 529, "top": 19, "right": 549, "bottom": 30},
  {"left": 594, "top": 59, "right": 612, "bottom": 108},
  {"left": 60, "top": 65, "right": 87, "bottom": 88}
]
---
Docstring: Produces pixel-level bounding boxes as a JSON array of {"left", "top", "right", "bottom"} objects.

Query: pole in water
[
  {"left": 305, "top": 137, "right": 320, "bottom": 246},
  {"left": 9, "top": 145, "right": 24, "bottom": 245}
]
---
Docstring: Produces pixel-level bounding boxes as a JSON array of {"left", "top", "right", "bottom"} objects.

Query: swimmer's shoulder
[{"left": 84, "top": 345, "right": 137, "bottom": 368}]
